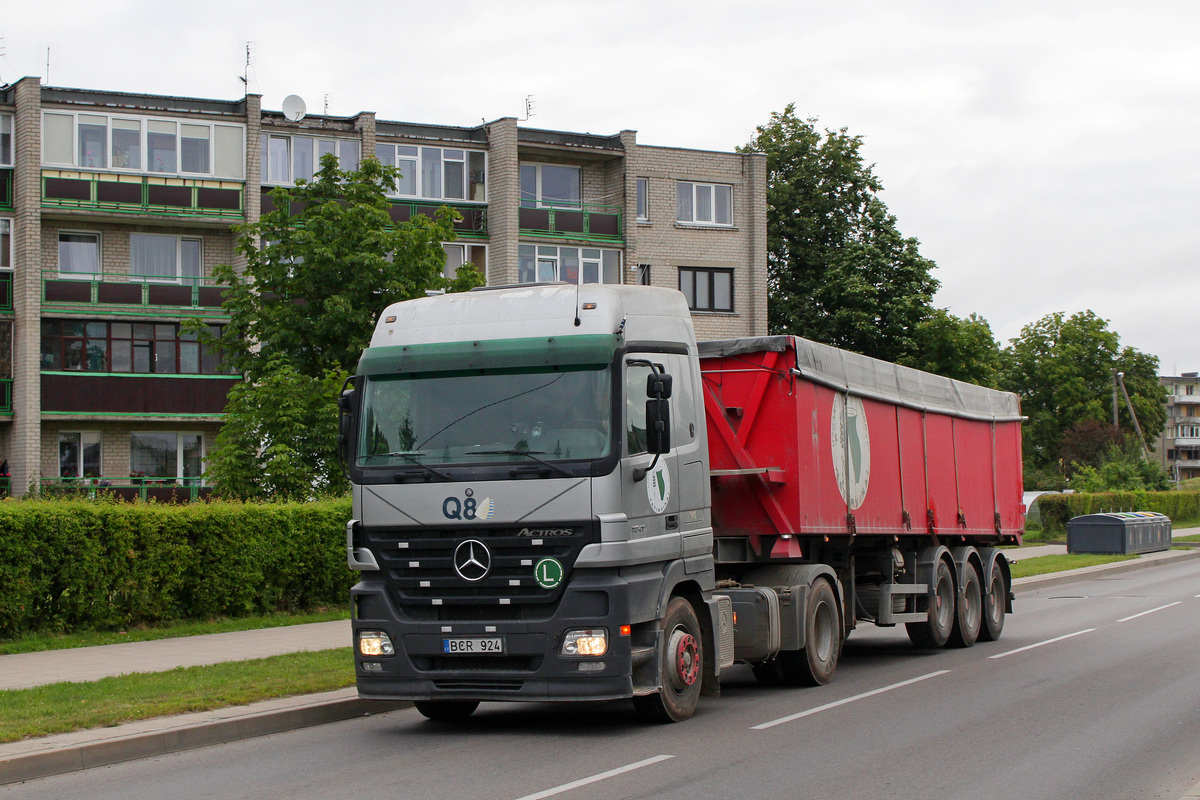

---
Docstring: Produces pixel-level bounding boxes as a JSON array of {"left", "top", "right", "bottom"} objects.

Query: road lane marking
[
  {"left": 1117, "top": 601, "right": 1182, "bottom": 623},
  {"left": 512, "top": 755, "right": 675, "bottom": 800},
  {"left": 751, "top": 670, "right": 951, "bottom": 730},
  {"left": 988, "top": 628, "right": 1095, "bottom": 659}
]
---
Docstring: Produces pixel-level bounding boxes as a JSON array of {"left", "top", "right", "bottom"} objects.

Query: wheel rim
[
  {"left": 965, "top": 575, "right": 981, "bottom": 626},
  {"left": 935, "top": 570, "right": 954, "bottom": 630},
  {"left": 987, "top": 572, "right": 1004, "bottom": 626},
  {"left": 668, "top": 627, "right": 700, "bottom": 692},
  {"left": 812, "top": 601, "right": 835, "bottom": 662}
]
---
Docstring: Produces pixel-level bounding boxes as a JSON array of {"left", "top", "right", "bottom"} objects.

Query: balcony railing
[
  {"left": 260, "top": 191, "right": 488, "bottom": 239},
  {"left": 42, "top": 169, "right": 244, "bottom": 219},
  {"left": 519, "top": 201, "right": 622, "bottom": 242},
  {"left": 42, "top": 271, "right": 229, "bottom": 317},
  {"left": 0, "top": 378, "right": 11, "bottom": 414},
  {"left": 40, "top": 475, "right": 211, "bottom": 503},
  {"left": 0, "top": 168, "right": 12, "bottom": 210}
]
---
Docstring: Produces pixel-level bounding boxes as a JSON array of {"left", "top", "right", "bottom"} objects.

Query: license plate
[{"left": 443, "top": 636, "right": 505, "bottom": 654}]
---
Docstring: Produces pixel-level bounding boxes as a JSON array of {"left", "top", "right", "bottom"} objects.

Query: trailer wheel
[
  {"left": 413, "top": 700, "right": 479, "bottom": 722},
  {"left": 632, "top": 597, "right": 703, "bottom": 723},
  {"left": 979, "top": 559, "right": 1007, "bottom": 642},
  {"left": 948, "top": 560, "right": 982, "bottom": 648},
  {"left": 906, "top": 559, "right": 955, "bottom": 649}
]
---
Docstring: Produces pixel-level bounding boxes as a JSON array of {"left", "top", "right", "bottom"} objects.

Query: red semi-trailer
[{"left": 346, "top": 285, "right": 1024, "bottom": 722}]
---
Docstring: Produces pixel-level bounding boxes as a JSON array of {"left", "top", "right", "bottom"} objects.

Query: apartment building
[
  {"left": 1158, "top": 372, "right": 1200, "bottom": 483},
  {"left": 0, "top": 77, "right": 768, "bottom": 496}
]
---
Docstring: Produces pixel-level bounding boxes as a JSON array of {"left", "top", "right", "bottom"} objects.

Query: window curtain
[{"left": 131, "top": 234, "right": 177, "bottom": 280}]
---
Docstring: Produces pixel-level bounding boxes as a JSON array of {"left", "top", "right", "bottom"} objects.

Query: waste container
[{"left": 1066, "top": 512, "right": 1172, "bottom": 555}]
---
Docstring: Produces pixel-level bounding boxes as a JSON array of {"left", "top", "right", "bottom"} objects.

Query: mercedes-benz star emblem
[{"left": 453, "top": 539, "right": 491, "bottom": 582}]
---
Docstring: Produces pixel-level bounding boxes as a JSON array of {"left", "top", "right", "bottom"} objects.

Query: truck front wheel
[{"left": 633, "top": 597, "right": 703, "bottom": 723}]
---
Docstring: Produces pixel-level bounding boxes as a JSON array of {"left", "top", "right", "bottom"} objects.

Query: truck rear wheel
[
  {"left": 413, "top": 700, "right": 479, "bottom": 722},
  {"left": 980, "top": 559, "right": 1007, "bottom": 641},
  {"left": 907, "top": 559, "right": 955, "bottom": 649},
  {"left": 948, "top": 560, "right": 982, "bottom": 648},
  {"left": 632, "top": 597, "right": 703, "bottom": 723}
]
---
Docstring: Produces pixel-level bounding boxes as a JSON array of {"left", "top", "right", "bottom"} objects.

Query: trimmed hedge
[
  {"left": 0, "top": 498, "right": 353, "bottom": 638},
  {"left": 1037, "top": 491, "right": 1200, "bottom": 538}
]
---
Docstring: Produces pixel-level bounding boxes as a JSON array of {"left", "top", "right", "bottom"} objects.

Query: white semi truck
[{"left": 343, "top": 284, "right": 1023, "bottom": 722}]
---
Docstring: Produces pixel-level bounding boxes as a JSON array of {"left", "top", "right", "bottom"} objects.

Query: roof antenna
[
  {"left": 520, "top": 95, "right": 535, "bottom": 121},
  {"left": 45, "top": 46, "right": 50, "bottom": 84},
  {"left": 239, "top": 41, "right": 253, "bottom": 89},
  {"left": 574, "top": 281, "right": 582, "bottom": 327}
]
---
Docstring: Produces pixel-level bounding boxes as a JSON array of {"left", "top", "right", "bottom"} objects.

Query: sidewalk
[{"left": 4, "top": 545, "right": 1200, "bottom": 786}]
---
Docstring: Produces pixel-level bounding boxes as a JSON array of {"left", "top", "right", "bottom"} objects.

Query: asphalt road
[{"left": 4, "top": 559, "right": 1199, "bottom": 800}]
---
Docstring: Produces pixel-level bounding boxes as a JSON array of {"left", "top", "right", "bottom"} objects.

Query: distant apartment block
[
  {"left": 1158, "top": 372, "right": 1200, "bottom": 482},
  {"left": 0, "top": 77, "right": 768, "bottom": 496}
]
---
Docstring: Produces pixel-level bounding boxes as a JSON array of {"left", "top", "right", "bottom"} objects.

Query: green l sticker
[{"left": 534, "top": 557, "right": 564, "bottom": 589}]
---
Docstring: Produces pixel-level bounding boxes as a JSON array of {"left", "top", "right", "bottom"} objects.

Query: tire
[
  {"left": 906, "top": 559, "right": 955, "bottom": 649},
  {"left": 413, "top": 700, "right": 479, "bottom": 722},
  {"left": 784, "top": 578, "right": 841, "bottom": 686},
  {"left": 979, "top": 559, "right": 1007, "bottom": 642},
  {"left": 948, "top": 560, "right": 982, "bottom": 648},
  {"left": 632, "top": 597, "right": 704, "bottom": 723}
]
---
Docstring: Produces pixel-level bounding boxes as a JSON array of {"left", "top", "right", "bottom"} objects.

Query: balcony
[
  {"left": 42, "top": 372, "right": 238, "bottom": 416},
  {"left": 0, "top": 168, "right": 11, "bottom": 210},
  {"left": 519, "top": 201, "right": 621, "bottom": 243},
  {"left": 42, "top": 169, "right": 244, "bottom": 219},
  {"left": 260, "top": 190, "right": 487, "bottom": 239},
  {"left": 0, "top": 271, "right": 11, "bottom": 312},
  {"left": 39, "top": 476, "right": 212, "bottom": 503},
  {"left": 42, "top": 271, "right": 228, "bottom": 318},
  {"left": 0, "top": 378, "right": 10, "bottom": 414}
]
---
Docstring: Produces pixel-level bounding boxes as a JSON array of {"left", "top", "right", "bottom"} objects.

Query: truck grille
[{"left": 366, "top": 522, "right": 594, "bottom": 609}]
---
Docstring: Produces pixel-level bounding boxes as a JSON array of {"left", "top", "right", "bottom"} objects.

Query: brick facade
[{"left": 0, "top": 78, "right": 767, "bottom": 495}]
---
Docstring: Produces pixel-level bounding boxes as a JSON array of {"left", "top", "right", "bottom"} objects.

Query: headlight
[
  {"left": 358, "top": 630, "right": 395, "bottom": 657},
  {"left": 561, "top": 628, "right": 607, "bottom": 657}
]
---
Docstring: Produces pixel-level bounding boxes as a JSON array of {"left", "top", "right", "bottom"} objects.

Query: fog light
[
  {"left": 578, "top": 662, "right": 606, "bottom": 672},
  {"left": 561, "top": 628, "right": 607, "bottom": 657},
  {"left": 361, "top": 661, "right": 383, "bottom": 673},
  {"left": 358, "top": 630, "right": 394, "bottom": 657}
]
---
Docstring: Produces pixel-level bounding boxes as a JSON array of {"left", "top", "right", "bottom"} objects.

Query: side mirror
[
  {"left": 647, "top": 372, "right": 673, "bottom": 399},
  {"left": 337, "top": 387, "right": 355, "bottom": 462},
  {"left": 645, "top": 397, "right": 671, "bottom": 454}
]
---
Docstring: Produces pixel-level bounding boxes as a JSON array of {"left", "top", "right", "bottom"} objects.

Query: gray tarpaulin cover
[{"left": 698, "top": 336, "right": 1022, "bottom": 423}]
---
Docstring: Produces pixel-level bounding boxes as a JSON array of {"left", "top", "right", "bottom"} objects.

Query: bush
[
  {"left": 1037, "top": 491, "right": 1200, "bottom": 538},
  {"left": 0, "top": 497, "right": 352, "bottom": 638}
]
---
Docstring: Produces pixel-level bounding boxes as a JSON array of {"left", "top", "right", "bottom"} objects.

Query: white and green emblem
[{"left": 647, "top": 462, "right": 671, "bottom": 514}]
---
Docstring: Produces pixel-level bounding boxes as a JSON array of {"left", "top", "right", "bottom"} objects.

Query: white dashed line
[
  {"left": 752, "top": 670, "right": 951, "bottom": 730},
  {"left": 512, "top": 755, "right": 675, "bottom": 800},
  {"left": 988, "top": 629, "right": 1095, "bottom": 659},
  {"left": 1117, "top": 601, "right": 1182, "bottom": 623}
]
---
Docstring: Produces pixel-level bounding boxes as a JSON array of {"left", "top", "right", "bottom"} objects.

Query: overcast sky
[{"left": 4, "top": 0, "right": 1197, "bottom": 372}]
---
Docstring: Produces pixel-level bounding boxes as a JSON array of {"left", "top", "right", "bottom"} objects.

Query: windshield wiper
[
  {"left": 476, "top": 449, "right": 574, "bottom": 478},
  {"left": 379, "top": 452, "right": 452, "bottom": 482}
]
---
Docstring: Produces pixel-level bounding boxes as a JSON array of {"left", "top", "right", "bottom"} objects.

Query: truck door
[{"left": 623, "top": 355, "right": 682, "bottom": 551}]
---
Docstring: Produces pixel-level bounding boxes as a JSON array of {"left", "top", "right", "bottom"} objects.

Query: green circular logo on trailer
[{"left": 534, "top": 557, "right": 564, "bottom": 589}]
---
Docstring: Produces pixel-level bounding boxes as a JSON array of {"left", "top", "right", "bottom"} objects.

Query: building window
[
  {"left": 636, "top": 178, "right": 648, "bottom": 221},
  {"left": 0, "top": 219, "right": 11, "bottom": 270},
  {"left": 520, "top": 163, "right": 581, "bottom": 208},
  {"left": 676, "top": 181, "right": 732, "bottom": 226},
  {"left": 58, "top": 231, "right": 100, "bottom": 277},
  {"left": 59, "top": 431, "right": 101, "bottom": 478},
  {"left": 679, "top": 267, "right": 734, "bottom": 312},
  {"left": 637, "top": 264, "right": 651, "bottom": 285},
  {"left": 518, "top": 244, "right": 620, "bottom": 285},
  {"left": 40, "top": 320, "right": 229, "bottom": 375},
  {"left": 130, "top": 432, "right": 203, "bottom": 483},
  {"left": 42, "top": 112, "right": 244, "bottom": 179},
  {"left": 375, "top": 144, "right": 485, "bottom": 202},
  {"left": 130, "top": 234, "right": 202, "bottom": 283},
  {"left": 260, "top": 134, "right": 361, "bottom": 185},
  {"left": 441, "top": 243, "right": 487, "bottom": 281},
  {"left": 0, "top": 114, "right": 11, "bottom": 166}
]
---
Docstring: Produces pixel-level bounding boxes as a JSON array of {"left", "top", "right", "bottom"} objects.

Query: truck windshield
[{"left": 357, "top": 366, "right": 612, "bottom": 466}]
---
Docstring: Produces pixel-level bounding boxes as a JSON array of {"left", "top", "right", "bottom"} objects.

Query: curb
[
  {"left": 0, "top": 689, "right": 407, "bottom": 786},
  {"left": 1012, "top": 547, "right": 1200, "bottom": 592}
]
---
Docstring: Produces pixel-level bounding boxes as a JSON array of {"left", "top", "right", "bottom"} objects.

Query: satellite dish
[{"left": 281, "top": 94, "right": 307, "bottom": 122}]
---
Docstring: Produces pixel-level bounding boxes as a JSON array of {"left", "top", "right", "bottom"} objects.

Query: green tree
[
  {"left": 901, "top": 309, "right": 1003, "bottom": 386},
  {"left": 742, "top": 104, "right": 939, "bottom": 363},
  {"left": 1001, "top": 310, "right": 1166, "bottom": 478},
  {"left": 1069, "top": 442, "right": 1170, "bottom": 492},
  {"left": 204, "top": 154, "right": 484, "bottom": 499}
]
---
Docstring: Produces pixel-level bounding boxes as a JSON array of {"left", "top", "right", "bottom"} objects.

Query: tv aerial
[{"left": 282, "top": 94, "right": 307, "bottom": 122}]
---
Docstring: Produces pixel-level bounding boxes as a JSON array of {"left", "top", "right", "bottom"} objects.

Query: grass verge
[
  {"left": 1009, "top": 553, "right": 1135, "bottom": 579},
  {"left": 1175, "top": 533, "right": 1200, "bottom": 543},
  {"left": 0, "top": 608, "right": 351, "bottom": 656},
  {"left": 0, "top": 648, "right": 354, "bottom": 744}
]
